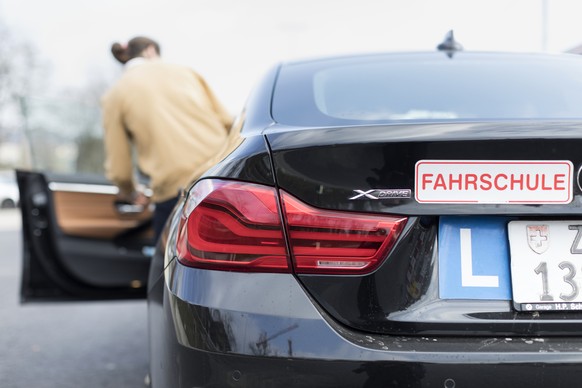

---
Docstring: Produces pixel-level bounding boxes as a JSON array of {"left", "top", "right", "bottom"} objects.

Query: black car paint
[
  {"left": 147, "top": 198, "right": 582, "bottom": 386},
  {"left": 148, "top": 254, "right": 582, "bottom": 387},
  {"left": 144, "top": 123, "right": 582, "bottom": 386},
  {"left": 267, "top": 121, "right": 582, "bottom": 215},
  {"left": 260, "top": 122, "right": 582, "bottom": 337}
]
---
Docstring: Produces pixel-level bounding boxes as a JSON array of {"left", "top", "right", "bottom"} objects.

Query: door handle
[{"left": 114, "top": 201, "right": 146, "bottom": 215}]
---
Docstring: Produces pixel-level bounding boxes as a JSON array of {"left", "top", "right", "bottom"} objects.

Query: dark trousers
[{"left": 153, "top": 196, "right": 179, "bottom": 243}]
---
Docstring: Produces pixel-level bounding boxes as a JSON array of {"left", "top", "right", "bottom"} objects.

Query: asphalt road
[{"left": 0, "top": 209, "right": 149, "bottom": 388}]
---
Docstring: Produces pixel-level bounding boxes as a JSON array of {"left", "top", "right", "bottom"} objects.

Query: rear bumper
[
  {"left": 148, "top": 259, "right": 582, "bottom": 387},
  {"left": 157, "top": 349, "right": 582, "bottom": 388}
]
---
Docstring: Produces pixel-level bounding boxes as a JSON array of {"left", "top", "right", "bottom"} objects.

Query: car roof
[{"left": 280, "top": 50, "right": 581, "bottom": 67}]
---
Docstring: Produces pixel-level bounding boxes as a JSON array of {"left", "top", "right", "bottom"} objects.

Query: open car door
[{"left": 17, "top": 170, "right": 153, "bottom": 302}]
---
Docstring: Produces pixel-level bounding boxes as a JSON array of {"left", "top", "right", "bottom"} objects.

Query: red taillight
[
  {"left": 281, "top": 192, "right": 406, "bottom": 274},
  {"left": 176, "top": 179, "right": 407, "bottom": 275},
  {"left": 176, "top": 180, "right": 290, "bottom": 272}
]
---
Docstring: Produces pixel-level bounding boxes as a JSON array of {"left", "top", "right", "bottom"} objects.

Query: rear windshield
[{"left": 272, "top": 52, "right": 582, "bottom": 126}]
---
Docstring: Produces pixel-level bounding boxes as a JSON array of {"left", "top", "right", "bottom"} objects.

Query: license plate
[{"left": 509, "top": 221, "right": 582, "bottom": 311}]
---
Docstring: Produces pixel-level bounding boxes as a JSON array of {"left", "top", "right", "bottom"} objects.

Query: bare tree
[
  {"left": 0, "top": 18, "right": 116, "bottom": 173},
  {"left": 0, "top": 23, "right": 15, "bottom": 142},
  {"left": 0, "top": 20, "right": 48, "bottom": 168},
  {"left": 66, "top": 76, "right": 111, "bottom": 174}
]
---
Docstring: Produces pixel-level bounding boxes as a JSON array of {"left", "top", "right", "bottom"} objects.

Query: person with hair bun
[{"left": 102, "top": 36, "right": 233, "bottom": 242}]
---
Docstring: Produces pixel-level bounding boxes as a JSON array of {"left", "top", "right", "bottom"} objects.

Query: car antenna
[{"left": 437, "top": 30, "right": 463, "bottom": 58}]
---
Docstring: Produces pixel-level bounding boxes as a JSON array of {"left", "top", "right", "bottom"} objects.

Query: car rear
[{"left": 149, "top": 52, "right": 582, "bottom": 387}]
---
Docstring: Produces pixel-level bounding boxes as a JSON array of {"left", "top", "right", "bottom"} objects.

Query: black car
[{"left": 17, "top": 43, "right": 582, "bottom": 387}]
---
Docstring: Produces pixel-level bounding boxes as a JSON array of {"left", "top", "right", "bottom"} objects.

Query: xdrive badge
[{"left": 349, "top": 189, "right": 412, "bottom": 200}]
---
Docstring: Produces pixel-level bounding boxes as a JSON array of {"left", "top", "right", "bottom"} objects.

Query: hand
[
  {"left": 132, "top": 191, "right": 150, "bottom": 207},
  {"left": 117, "top": 190, "right": 150, "bottom": 206},
  {"left": 114, "top": 190, "right": 151, "bottom": 215}
]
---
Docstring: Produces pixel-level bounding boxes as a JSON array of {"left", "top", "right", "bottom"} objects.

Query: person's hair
[{"left": 110, "top": 36, "right": 161, "bottom": 64}]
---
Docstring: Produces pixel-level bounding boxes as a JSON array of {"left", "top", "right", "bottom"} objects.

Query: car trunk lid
[{"left": 266, "top": 121, "right": 582, "bottom": 336}]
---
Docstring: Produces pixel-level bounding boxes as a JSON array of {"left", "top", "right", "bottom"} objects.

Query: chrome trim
[
  {"left": 48, "top": 182, "right": 119, "bottom": 195},
  {"left": 349, "top": 188, "right": 412, "bottom": 200}
]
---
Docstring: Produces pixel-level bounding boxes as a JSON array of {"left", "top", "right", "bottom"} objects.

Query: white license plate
[{"left": 509, "top": 221, "right": 582, "bottom": 311}]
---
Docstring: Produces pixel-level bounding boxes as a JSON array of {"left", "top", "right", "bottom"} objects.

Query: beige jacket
[{"left": 102, "top": 60, "right": 233, "bottom": 202}]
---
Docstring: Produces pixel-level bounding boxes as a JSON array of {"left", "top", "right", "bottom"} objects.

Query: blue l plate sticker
[{"left": 439, "top": 216, "right": 511, "bottom": 300}]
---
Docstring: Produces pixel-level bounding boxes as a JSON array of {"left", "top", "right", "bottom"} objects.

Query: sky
[{"left": 2, "top": 0, "right": 582, "bottom": 113}]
